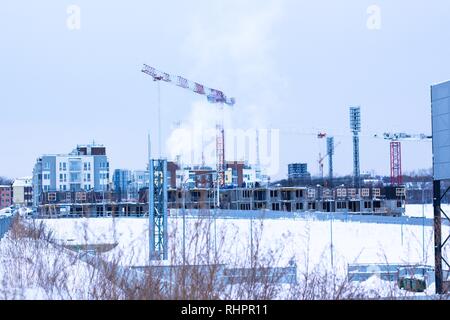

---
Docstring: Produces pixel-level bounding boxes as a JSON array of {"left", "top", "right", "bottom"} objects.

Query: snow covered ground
[
  {"left": 40, "top": 214, "right": 447, "bottom": 277},
  {"left": 3, "top": 211, "right": 448, "bottom": 299},
  {"left": 0, "top": 207, "right": 13, "bottom": 217},
  {"left": 405, "top": 203, "right": 450, "bottom": 219},
  {"left": 0, "top": 236, "right": 100, "bottom": 299}
]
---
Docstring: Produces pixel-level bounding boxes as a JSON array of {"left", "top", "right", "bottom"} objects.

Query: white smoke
[{"left": 166, "top": 0, "right": 285, "bottom": 175}]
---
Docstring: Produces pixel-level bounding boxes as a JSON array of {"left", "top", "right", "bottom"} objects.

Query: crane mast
[{"left": 374, "top": 132, "right": 432, "bottom": 185}]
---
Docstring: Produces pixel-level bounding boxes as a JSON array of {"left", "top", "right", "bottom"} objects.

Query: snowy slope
[{"left": 40, "top": 215, "right": 447, "bottom": 278}]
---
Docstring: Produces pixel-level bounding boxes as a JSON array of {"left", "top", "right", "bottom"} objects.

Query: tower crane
[
  {"left": 141, "top": 64, "right": 235, "bottom": 186},
  {"left": 318, "top": 139, "right": 342, "bottom": 186},
  {"left": 374, "top": 132, "right": 432, "bottom": 185}
]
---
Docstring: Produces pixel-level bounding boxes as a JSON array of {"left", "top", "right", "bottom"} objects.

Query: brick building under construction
[{"left": 35, "top": 185, "right": 405, "bottom": 218}]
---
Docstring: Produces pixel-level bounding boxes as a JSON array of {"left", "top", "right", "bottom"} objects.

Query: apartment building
[{"left": 33, "top": 143, "right": 110, "bottom": 207}]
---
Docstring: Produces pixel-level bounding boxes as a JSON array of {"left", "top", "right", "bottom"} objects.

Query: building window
[
  {"left": 396, "top": 188, "right": 406, "bottom": 197},
  {"left": 337, "top": 201, "right": 347, "bottom": 209},
  {"left": 76, "top": 192, "right": 87, "bottom": 201},
  {"left": 69, "top": 160, "right": 82, "bottom": 171},
  {"left": 373, "top": 188, "right": 381, "bottom": 197},
  {"left": 348, "top": 189, "right": 356, "bottom": 198},
  {"left": 361, "top": 188, "right": 370, "bottom": 197},
  {"left": 337, "top": 188, "right": 346, "bottom": 198},
  {"left": 48, "top": 193, "right": 57, "bottom": 202}
]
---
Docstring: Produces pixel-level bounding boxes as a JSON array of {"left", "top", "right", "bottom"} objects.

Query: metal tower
[
  {"left": 390, "top": 141, "right": 402, "bottom": 185},
  {"left": 349, "top": 107, "right": 361, "bottom": 188},
  {"left": 327, "top": 137, "right": 334, "bottom": 188},
  {"left": 149, "top": 159, "right": 168, "bottom": 261},
  {"left": 374, "top": 132, "right": 432, "bottom": 186}
]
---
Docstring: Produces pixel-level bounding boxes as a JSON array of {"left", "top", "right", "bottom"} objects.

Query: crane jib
[{"left": 142, "top": 64, "right": 235, "bottom": 106}]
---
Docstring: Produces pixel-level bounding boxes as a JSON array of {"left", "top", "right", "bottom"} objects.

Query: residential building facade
[
  {"left": 12, "top": 177, "right": 33, "bottom": 207},
  {"left": 113, "top": 169, "right": 132, "bottom": 202},
  {"left": 0, "top": 185, "right": 12, "bottom": 209},
  {"left": 33, "top": 144, "right": 110, "bottom": 208},
  {"left": 288, "top": 163, "right": 311, "bottom": 181}
]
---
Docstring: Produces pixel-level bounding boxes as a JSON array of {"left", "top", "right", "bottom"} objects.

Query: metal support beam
[
  {"left": 327, "top": 137, "right": 334, "bottom": 188},
  {"left": 149, "top": 159, "right": 168, "bottom": 261},
  {"left": 216, "top": 124, "right": 225, "bottom": 187},
  {"left": 352, "top": 135, "right": 360, "bottom": 188},
  {"left": 434, "top": 179, "right": 443, "bottom": 294},
  {"left": 390, "top": 141, "right": 403, "bottom": 185}
]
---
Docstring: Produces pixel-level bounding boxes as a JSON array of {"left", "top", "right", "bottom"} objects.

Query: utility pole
[
  {"left": 330, "top": 210, "right": 334, "bottom": 270},
  {"left": 182, "top": 181, "right": 186, "bottom": 266},
  {"left": 422, "top": 187, "right": 425, "bottom": 263}
]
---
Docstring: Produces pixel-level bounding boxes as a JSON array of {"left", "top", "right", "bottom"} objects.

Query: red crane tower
[
  {"left": 141, "top": 64, "right": 235, "bottom": 186},
  {"left": 374, "top": 132, "right": 432, "bottom": 185}
]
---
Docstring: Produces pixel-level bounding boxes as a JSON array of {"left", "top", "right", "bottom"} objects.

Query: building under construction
[{"left": 35, "top": 185, "right": 405, "bottom": 218}]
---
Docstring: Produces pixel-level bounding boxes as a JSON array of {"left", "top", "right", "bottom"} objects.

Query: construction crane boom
[
  {"left": 374, "top": 132, "right": 432, "bottom": 141},
  {"left": 141, "top": 64, "right": 236, "bottom": 106}
]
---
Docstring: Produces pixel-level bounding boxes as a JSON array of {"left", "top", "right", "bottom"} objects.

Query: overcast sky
[{"left": 2, "top": 1, "right": 450, "bottom": 180}]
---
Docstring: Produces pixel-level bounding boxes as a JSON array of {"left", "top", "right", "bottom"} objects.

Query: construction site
[
  {"left": 25, "top": 64, "right": 450, "bottom": 297},
  {"left": 32, "top": 65, "right": 417, "bottom": 219}
]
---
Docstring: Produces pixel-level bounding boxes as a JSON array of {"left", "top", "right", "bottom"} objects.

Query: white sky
[{"left": 2, "top": 1, "right": 449, "bottom": 180}]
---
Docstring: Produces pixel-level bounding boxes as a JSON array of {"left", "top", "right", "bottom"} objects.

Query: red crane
[
  {"left": 142, "top": 64, "right": 235, "bottom": 186},
  {"left": 374, "top": 132, "right": 432, "bottom": 185}
]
